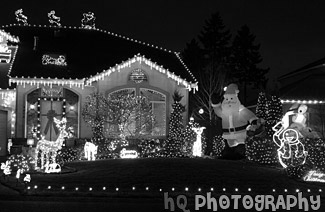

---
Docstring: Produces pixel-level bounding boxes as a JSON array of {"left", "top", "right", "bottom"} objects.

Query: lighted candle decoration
[{"left": 192, "top": 127, "right": 205, "bottom": 157}]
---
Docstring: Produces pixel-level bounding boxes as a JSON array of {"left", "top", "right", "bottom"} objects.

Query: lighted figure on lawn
[
  {"left": 48, "top": 10, "right": 61, "bottom": 27},
  {"left": 84, "top": 142, "right": 98, "bottom": 161},
  {"left": 35, "top": 117, "right": 70, "bottom": 171},
  {"left": 211, "top": 84, "right": 259, "bottom": 147},
  {"left": 81, "top": 12, "right": 96, "bottom": 29},
  {"left": 120, "top": 148, "right": 138, "bottom": 159},
  {"left": 272, "top": 111, "right": 308, "bottom": 169},
  {"left": 44, "top": 162, "right": 61, "bottom": 173},
  {"left": 192, "top": 126, "right": 205, "bottom": 157},
  {"left": 15, "top": 9, "right": 28, "bottom": 25}
]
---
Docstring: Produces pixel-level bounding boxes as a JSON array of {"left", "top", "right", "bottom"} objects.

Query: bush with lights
[
  {"left": 2, "top": 154, "right": 34, "bottom": 174},
  {"left": 162, "top": 91, "right": 186, "bottom": 157},
  {"left": 211, "top": 135, "right": 226, "bottom": 158},
  {"left": 286, "top": 138, "right": 325, "bottom": 179},
  {"left": 138, "top": 139, "right": 163, "bottom": 157},
  {"left": 245, "top": 137, "right": 279, "bottom": 165},
  {"left": 56, "top": 145, "right": 84, "bottom": 166}
]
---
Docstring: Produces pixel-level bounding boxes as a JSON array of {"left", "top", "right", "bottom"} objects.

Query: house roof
[
  {"left": 0, "top": 24, "right": 197, "bottom": 86},
  {"left": 278, "top": 56, "right": 325, "bottom": 102},
  {"left": 278, "top": 57, "right": 325, "bottom": 80}
]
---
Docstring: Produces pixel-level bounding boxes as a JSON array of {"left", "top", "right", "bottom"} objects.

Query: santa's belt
[{"left": 223, "top": 125, "right": 248, "bottom": 133}]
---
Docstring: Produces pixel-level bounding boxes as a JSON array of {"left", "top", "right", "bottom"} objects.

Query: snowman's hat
[{"left": 224, "top": 83, "right": 239, "bottom": 95}]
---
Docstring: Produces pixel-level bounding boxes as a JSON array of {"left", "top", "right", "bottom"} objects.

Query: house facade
[
  {"left": 0, "top": 24, "right": 197, "bottom": 155},
  {"left": 278, "top": 57, "right": 325, "bottom": 137}
]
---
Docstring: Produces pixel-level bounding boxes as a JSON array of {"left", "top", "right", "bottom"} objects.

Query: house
[
  {"left": 0, "top": 23, "right": 197, "bottom": 155},
  {"left": 278, "top": 57, "right": 325, "bottom": 137}
]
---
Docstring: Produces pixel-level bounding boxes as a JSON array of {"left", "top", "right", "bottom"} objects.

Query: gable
[{"left": 87, "top": 54, "right": 198, "bottom": 92}]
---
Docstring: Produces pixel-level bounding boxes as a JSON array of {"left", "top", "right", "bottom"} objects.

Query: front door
[{"left": 40, "top": 100, "right": 63, "bottom": 141}]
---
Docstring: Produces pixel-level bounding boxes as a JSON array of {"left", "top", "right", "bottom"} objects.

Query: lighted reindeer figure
[
  {"left": 15, "top": 9, "right": 28, "bottom": 25},
  {"left": 272, "top": 111, "right": 307, "bottom": 168},
  {"left": 192, "top": 126, "right": 205, "bottom": 157},
  {"left": 48, "top": 10, "right": 61, "bottom": 27},
  {"left": 35, "top": 117, "right": 69, "bottom": 170},
  {"left": 81, "top": 12, "right": 96, "bottom": 29}
]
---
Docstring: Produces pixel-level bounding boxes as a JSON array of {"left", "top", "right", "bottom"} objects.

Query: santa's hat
[{"left": 224, "top": 83, "right": 239, "bottom": 95}]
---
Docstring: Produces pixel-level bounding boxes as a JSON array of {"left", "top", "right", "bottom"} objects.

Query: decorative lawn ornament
[
  {"left": 211, "top": 84, "right": 259, "bottom": 147},
  {"left": 35, "top": 117, "right": 69, "bottom": 171},
  {"left": 84, "top": 142, "right": 98, "bottom": 161},
  {"left": 15, "top": 9, "right": 28, "bottom": 25},
  {"left": 23, "top": 174, "right": 31, "bottom": 183},
  {"left": 120, "top": 148, "right": 138, "bottom": 159},
  {"left": 48, "top": 10, "right": 61, "bottom": 27},
  {"left": 81, "top": 12, "right": 96, "bottom": 29},
  {"left": 272, "top": 112, "right": 307, "bottom": 169},
  {"left": 16, "top": 169, "right": 22, "bottom": 179},
  {"left": 7, "top": 139, "right": 12, "bottom": 154},
  {"left": 303, "top": 170, "right": 325, "bottom": 183},
  {"left": 44, "top": 162, "right": 61, "bottom": 173},
  {"left": 192, "top": 126, "right": 205, "bottom": 157}
]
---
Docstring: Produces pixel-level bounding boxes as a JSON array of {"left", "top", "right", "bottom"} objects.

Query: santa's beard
[{"left": 222, "top": 102, "right": 240, "bottom": 116}]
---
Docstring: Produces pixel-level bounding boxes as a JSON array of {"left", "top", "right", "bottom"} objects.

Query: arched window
[{"left": 105, "top": 87, "right": 166, "bottom": 138}]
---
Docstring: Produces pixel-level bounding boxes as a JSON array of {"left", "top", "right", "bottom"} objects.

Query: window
[{"left": 105, "top": 88, "right": 166, "bottom": 138}]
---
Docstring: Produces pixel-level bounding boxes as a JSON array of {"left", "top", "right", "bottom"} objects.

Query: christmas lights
[
  {"left": 42, "top": 54, "right": 67, "bottom": 66},
  {"left": 84, "top": 141, "right": 98, "bottom": 161},
  {"left": 35, "top": 117, "right": 71, "bottom": 171},
  {"left": 272, "top": 113, "right": 307, "bottom": 169},
  {"left": 48, "top": 10, "right": 61, "bottom": 27},
  {"left": 15, "top": 9, "right": 28, "bottom": 26},
  {"left": 81, "top": 12, "right": 96, "bottom": 29},
  {"left": 303, "top": 170, "right": 325, "bottom": 183},
  {"left": 192, "top": 126, "right": 205, "bottom": 157},
  {"left": 120, "top": 148, "right": 138, "bottom": 159}
]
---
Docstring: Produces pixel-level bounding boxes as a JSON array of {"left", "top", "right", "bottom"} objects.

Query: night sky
[{"left": 1, "top": 0, "right": 325, "bottom": 88}]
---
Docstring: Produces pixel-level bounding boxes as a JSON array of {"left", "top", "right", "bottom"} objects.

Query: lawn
[{"left": 18, "top": 158, "right": 324, "bottom": 197}]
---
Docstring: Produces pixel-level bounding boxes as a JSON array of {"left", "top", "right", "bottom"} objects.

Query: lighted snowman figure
[
  {"left": 192, "top": 126, "right": 205, "bottom": 157},
  {"left": 273, "top": 116, "right": 307, "bottom": 168}
]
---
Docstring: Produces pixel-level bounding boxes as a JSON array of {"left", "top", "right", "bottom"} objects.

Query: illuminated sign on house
[{"left": 42, "top": 54, "right": 67, "bottom": 66}]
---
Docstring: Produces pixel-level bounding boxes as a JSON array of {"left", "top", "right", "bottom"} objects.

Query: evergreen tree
[
  {"left": 182, "top": 12, "right": 232, "bottom": 124},
  {"left": 164, "top": 91, "right": 185, "bottom": 157},
  {"left": 231, "top": 25, "right": 269, "bottom": 103},
  {"left": 265, "top": 96, "right": 283, "bottom": 138},
  {"left": 82, "top": 93, "right": 110, "bottom": 143},
  {"left": 256, "top": 92, "right": 268, "bottom": 120}
]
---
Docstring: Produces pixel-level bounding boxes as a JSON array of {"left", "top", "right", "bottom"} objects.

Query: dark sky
[{"left": 1, "top": 0, "right": 325, "bottom": 87}]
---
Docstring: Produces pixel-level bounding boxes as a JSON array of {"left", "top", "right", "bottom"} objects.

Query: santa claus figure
[{"left": 211, "top": 83, "right": 258, "bottom": 147}]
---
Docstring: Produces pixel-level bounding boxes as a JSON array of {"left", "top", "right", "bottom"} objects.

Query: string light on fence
[{"left": 185, "top": 187, "right": 189, "bottom": 191}]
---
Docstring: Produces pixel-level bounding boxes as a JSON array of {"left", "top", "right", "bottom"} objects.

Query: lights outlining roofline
[
  {"left": 9, "top": 77, "right": 86, "bottom": 89},
  {"left": 1, "top": 23, "right": 197, "bottom": 84},
  {"left": 0, "top": 29, "right": 20, "bottom": 43},
  {"left": 86, "top": 54, "right": 198, "bottom": 92},
  {"left": 280, "top": 99, "right": 324, "bottom": 104}
]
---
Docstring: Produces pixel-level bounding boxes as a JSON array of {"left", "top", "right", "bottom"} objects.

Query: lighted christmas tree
[
  {"left": 164, "top": 91, "right": 185, "bottom": 157},
  {"left": 255, "top": 92, "right": 268, "bottom": 121},
  {"left": 265, "top": 95, "right": 283, "bottom": 138},
  {"left": 181, "top": 117, "right": 198, "bottom": 156},
  {"left": 82, "top": 93, "right": 110, "bottom": 144}
]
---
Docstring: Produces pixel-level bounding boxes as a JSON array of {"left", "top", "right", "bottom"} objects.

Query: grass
[{"left": 11, "top": 158, "right": 324, "bottom": 197}]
